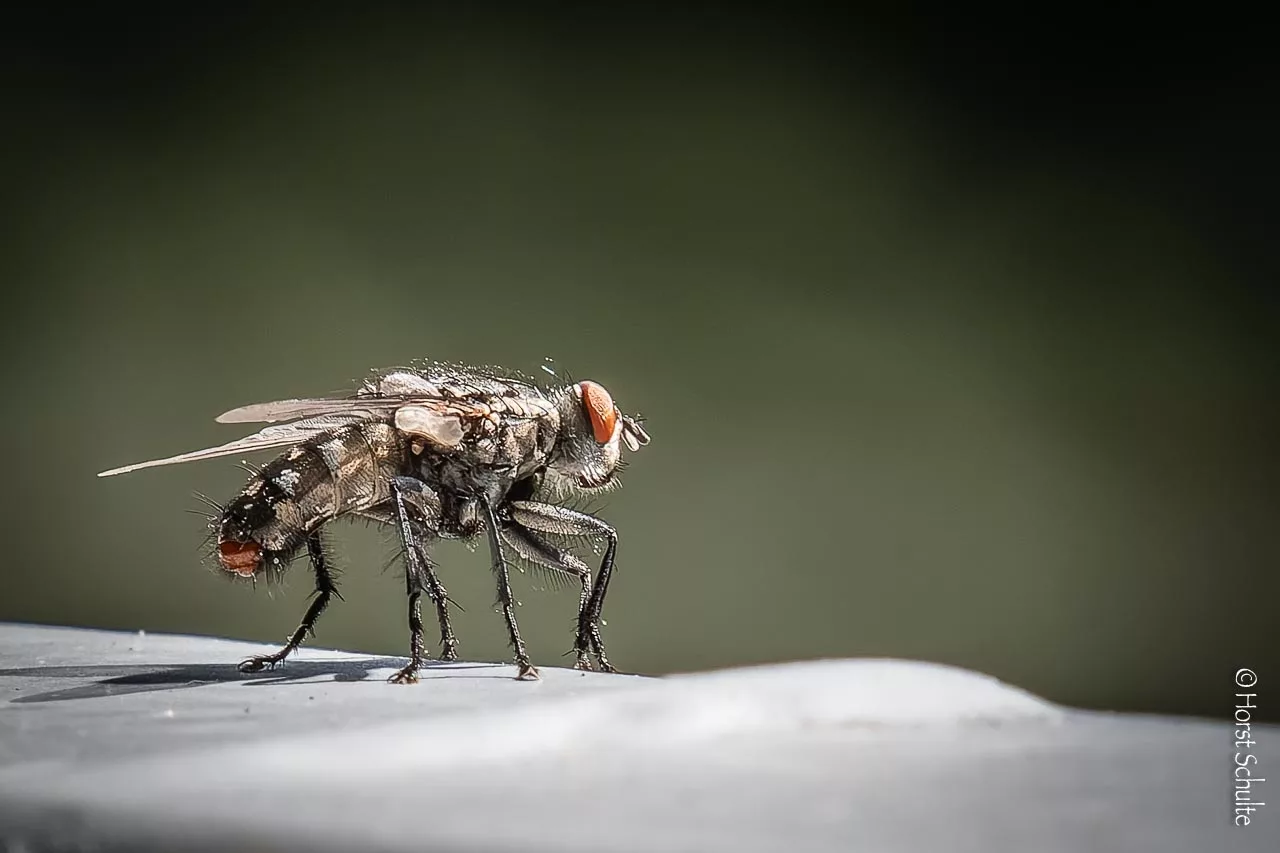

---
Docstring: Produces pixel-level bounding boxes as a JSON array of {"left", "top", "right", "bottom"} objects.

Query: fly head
[{"left": 548, "top": 380, "right": 650, "bottom": 492}]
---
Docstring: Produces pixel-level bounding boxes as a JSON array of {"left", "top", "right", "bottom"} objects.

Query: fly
[{"left": 99, "top": 360, "right": 650, "bottom": 683}]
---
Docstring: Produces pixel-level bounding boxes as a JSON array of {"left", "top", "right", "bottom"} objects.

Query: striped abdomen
[{"left": 216, "top": 420, "right": 408, "bottom": 577}]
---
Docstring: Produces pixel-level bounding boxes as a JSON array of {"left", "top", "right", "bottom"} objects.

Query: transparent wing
[
  {"left": 215, "top": 372, "right": 460, "bottom": 424},
  {"left": 215, "top": 398, "right": 401, "bottom": 424},
  {"left": 100, "top": 364, "right": 538, "bottom": 478},
  {"left": 97, "top": 413, "right": 369, "bottom": 478},
  {"left": 214, "top": 366, "right": 537, "bottom": 425}
]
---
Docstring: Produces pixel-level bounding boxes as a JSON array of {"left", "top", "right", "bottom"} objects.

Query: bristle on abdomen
[{"left": 215, "top": 421, "right": 407, "bottom": 578}]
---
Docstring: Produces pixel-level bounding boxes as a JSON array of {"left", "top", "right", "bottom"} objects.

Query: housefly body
[{"left": 99, "top": 360, "right": 650, "bottom": 683}]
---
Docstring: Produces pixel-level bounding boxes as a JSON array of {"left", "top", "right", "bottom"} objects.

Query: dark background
[{"left": 2, "top": 8, "right": 1276, "bottom": 720}]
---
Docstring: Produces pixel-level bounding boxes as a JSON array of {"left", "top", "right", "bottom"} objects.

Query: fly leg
[
  {"left": 362, "top": 480, "right": 458, "bottom": 663},
  {"left": 389, "top": 578, "right": 425, "bottom": 684},
  {"left": 500, "top": 523, "right": 594, "bottom": 671},
  {"left": 239, "top": 532, "right": 341, "bottom": 673},
  {"left": 480, "top": 496, "right": 539, "bottom": 680},
  {"left": 507, "top": 501, "right": 619, "bottom": 673},
  {"left": 423, "top": 553, "right": 459, "bottom": 663},
  {"left": 387, "top": 476, "right": 448, "bottom": 684}
]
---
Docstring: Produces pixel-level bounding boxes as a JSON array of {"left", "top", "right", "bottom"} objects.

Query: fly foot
[
  {"left": 238, "top": 654, "right": 285, "bottom": 674},
  {"left": 388, "top": 664, "right": 420, "bottom": 684},
  {"left": 516, "top": 661, "right": 541, "bottom": 681},
  {"left": 593, "top": 655, "right": 616, "bottom": 674}
]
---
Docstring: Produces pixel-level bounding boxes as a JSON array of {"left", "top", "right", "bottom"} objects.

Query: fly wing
[
  {"left": 97, "top": 413, "right": 369, "bottom": 478},
  {"left": 215, "top": 372, "right": 454, "bottom": 424},
  {"left": 215, "top": 365, "right": 540, "bottom": 425},
  {"left": 215, "top": 398, "right": 402, "bottom": 424},
  {"left": 107, "top": 364, "right": 536, "bottom": 478}
]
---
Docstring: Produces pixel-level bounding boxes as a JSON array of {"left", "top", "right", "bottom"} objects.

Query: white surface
[{"left": 0, "top": 623, "right": 1271, "bottom": 852}]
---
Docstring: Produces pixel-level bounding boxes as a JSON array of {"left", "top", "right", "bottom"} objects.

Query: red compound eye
[
  {"left": 218, "top": 539, "right": 260, "bottom": 577},
  {"left": 579, "top": 381, "right": 617, "bottom": 444}
]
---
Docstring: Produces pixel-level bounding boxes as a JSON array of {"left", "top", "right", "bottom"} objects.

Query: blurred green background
[{"left": 2, "top": 10, "right": 1276, "bottom": 719}]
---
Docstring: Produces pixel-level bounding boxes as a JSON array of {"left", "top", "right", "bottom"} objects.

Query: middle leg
[
  {"left": 362, "top": 481, "right": 459, "bottom": 664},
  {"left": 480, "top": 496, "right": 539, "bottom": 680},
  {"left": 387, "top": 477, "right": 436, "bottom": 684}
]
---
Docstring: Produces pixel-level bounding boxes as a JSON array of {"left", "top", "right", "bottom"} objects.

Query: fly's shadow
[{"left": 0, "top": 657, "right": 484, "bottom": 704}]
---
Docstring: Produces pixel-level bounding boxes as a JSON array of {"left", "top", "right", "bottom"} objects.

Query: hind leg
[{"left": 239, "top": 532, "right": 340, "bottom": 673}]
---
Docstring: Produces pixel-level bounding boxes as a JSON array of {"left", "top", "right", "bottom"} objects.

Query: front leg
[
  {"left": 500, "top": 522, "right": 594, "bottom": 671},
  {"left": 479, "top": 496, "right": 539, "bottom": 680},
  {"left": 507, "top": 501, "right": 619, "bottom": 673}
]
